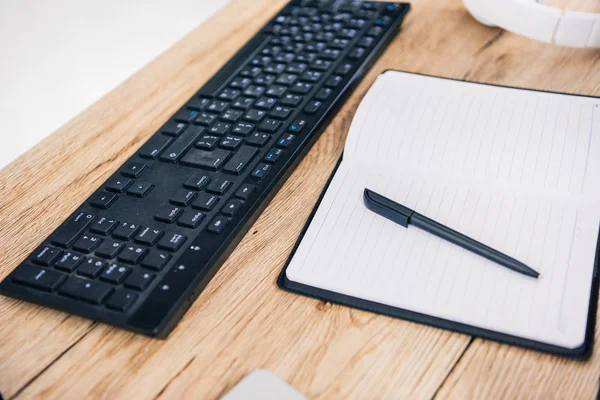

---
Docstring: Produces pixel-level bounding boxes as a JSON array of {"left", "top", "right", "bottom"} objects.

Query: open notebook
[{"left": 279, "top": 71, "right": 600, "bottom": 358}]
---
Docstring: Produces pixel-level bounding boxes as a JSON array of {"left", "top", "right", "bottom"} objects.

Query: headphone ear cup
[{"left": 462, "top": 0, "right": 500, "bottom": 27}]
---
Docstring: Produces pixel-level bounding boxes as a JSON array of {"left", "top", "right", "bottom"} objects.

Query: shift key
[
  {"left": 51, "top": 212, "right": 96, "bottom": 248},
  {"left": 160, "top": 126, "right": 204, "bottom": 162}
]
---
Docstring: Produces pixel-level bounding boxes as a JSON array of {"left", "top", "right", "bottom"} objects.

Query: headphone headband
[{"left": 463, "top": 0, "right": 600, "bottom": 48}]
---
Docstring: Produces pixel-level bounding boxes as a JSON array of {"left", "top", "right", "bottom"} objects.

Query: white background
[{"left": 0, "top": 0, "right": 230, "bottom": 170}]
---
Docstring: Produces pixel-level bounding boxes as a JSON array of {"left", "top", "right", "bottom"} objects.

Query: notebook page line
[
  {"left": 565, "top": 105, "right": 583, "bottom": 192},
  {"left": 316, "top": 169, "right": 385, "bottom": 282},
  {"left": 327, "top": 171, "right": 417, "bottom": 285},
  {"left": 508, "top": 93, "right": 538, "bottom": 181},
  {"left": 289, "top": 163, "right": 353, "bottom": 276}
]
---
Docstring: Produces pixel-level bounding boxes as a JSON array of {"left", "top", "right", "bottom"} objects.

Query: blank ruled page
[{"left": 286, "top": 71, "right": 600, "bottom": 348}]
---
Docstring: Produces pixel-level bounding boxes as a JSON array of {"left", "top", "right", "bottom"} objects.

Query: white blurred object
[
  {"left": 221, "top": 370, "right": 308, "bottom": 400},
  {"left": 0, "top": 0, "right": 230, "bottom": 170},
  {"left": 463, "top": 0, "right": 600, "bottom": 47}
]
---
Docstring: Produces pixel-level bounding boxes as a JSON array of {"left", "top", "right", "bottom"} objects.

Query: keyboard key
[
  {"left": 160, "top": 126, "right": 204, "bottom": 162},
  {"left": 358, "top": 37, "right": 374, "bottom": 47},
  {"left": 221, "top": 109, "right": 243, "bottom": 123},
  {"left": 304, "top": 100, "right": 322, "bottom": 114},
  {"left": 125, "top": 270, "right": 155, "bottom": 291},
  {"left": 31, "top": 246, "right": 62, "bottom": 266},
  {"left": 207, "top": 216, "right": 230, "bottom": 234},
  {"left": 336, "top": 62, "right": 353, "bottom": 75},
  {"left": 255, "top": 74, "right": 276, "bottom": 86},
  {"left": 220, "top": 135, "right": 243, "bottom": 150},
  {"left": 244, "top": 109, "right": 267, "bottom": 123},
  {"left": 90, "top": 192, "right": 118, "bottom": 209},
  {"left": 259, "top": 119, "right": 282, "bottom": 133},
  {"left": 321, "top": 48, "right": 341, "bottom": 60},
  {"left": 266, "top": 85, "right": 287, "bottom": 98},
  {"left": 77, "top": 257, "right": 107, "bottom": 278},
  {"left": 243, "top": 85, "right": 266, "bottom": 98},
  {"left": 246, "top": 132, "right": 270, "bottom": 147},
  {"left": 231, "top": 97, "right": 254, "bottom": 111},
  {"left": 170, "top": 189, "right": 196, "bottom": 206},
  {"left": 181, "top": 149, "right": 231, "bottom": 171},
  {"left": 265, "top": 63, "right": 286, "bottom": 74},
  {"left": 231, "top": 122, "right": 255, "bottom": 136},
  {"left": 90, "top": 217, "right": 118, "bottom": 235},
  {"left": 105, "top": 177, "right": 132, "bottom": 193},
  {"left": 127, "top": 182, "right": 154, "bottom": 198},
  {"left": 73, "top": 234, "right": 103, "bottom": 253},
  {"left": 187, "top": 96, "right": 211, "bottom": 110},
  {"left": 367, "top": 26, "right": 383, "bottom": 36},
  {"left": 315, "top": 88, "right": 332, "bottom": 100},
  {"left": 184, "top": 174, "right": 210, "bottom": 191},
  {"left": 240, "top": 66, "right": 262, "bottom": 78},
  {"left": 270, "top": 106, "right": 292, "bottom": 120},
  {"left": 95, "top": 239, "right": 124, "bottom": 259},
  {"left": 286, "top": 62, "right": 308, "bottom": 74},
  {"left": 55, "top": 251, "right": 85, "bottom": 272},
  {"left": 192, "top": 193, "right": 219, "bottom": 211},
  {"left": 235, "top": 184, "right": 255, "bottom": 200},
  {"left": 12, "top": 265, "right": 65, "bottom": 292},
  {"left": 100, "top": 263, "right": 131, "bottom": 284},
  {"left": 59, "top": 276, "right": 113, "bottom": 304},
  {"left": 209, "top": 122, "right": 231, "bottom": 136},
  {"left": 141, "top": 251, "right": 171, "bottom": 271},
  {"left": 113, "top": 222, "right": 141, "bottom": 240},
  {"left": 105, "top": 289, "right": 138, "bottom": 312},
  {"left": 290, "top": 82, "right": 312, "bottom": 94},
  {"left": 157, "top": 232, "right": 187, "bottom": 252},
  {"left": 230, "top": 77, "right": 252, "bottom": 89},
  {"left": 277, "top": 133, "right": 296, "bottom": 148},
  {"left": 206, "top": 100, "right": 229, "bottom": 113},
  {"left": 251, "top": 163, "right": 271, "bottom": 180},
  {"left": 222, "top": 199, "right": 244, "bottom": 217},
  {"left": 254, "top": 97, "right": 277, "bottom": 110},
  {"left": 310, "top": 59, "right": 331, "bottom": 71},
  {"left": 161, "top": 121, "right": 187, "bottom": 137},
  {"left": 219, "top": 88, "right": 240, "bottom": 101},
  {"left": 155, "top": 205, "right": 184, "bottom": 223},
  {"left": 264, "top": 147, "right": 284, "bottom": 163},
  {"left": 178, "top": 209, "right": 206, "bottom": 229},
  {"left": 135, "top": 227, "right": 163, "bottom": 246},
  {"left": 325, "top": 75, "right": 343, "bottom": 88},
  {"left": 195, "top": 112, "right": 217, "bottom": 126},
  {"left": 276, "top": 73, "right": 298, "bottom": 86},
  {"left": 288, "top": 119, "right": 307, "bottom": 133},
  {"left": 51, "top": 212, "right": 95, "bottom": 248},
  {"left": 301, "top": 70, "right": 323, "bottom": 83},
  {"left": 223, "top": 146, "right": 258, "bottom": 174},
  {"left": 118, "top": 245, "right": 148, "bottom": 264},
  {"left": 139, "top": 134, "right": 172, "bottom": 159},
  {"left": 174, "top": 109, "right": 199, "bottom": 123},
  {"left": 280, "top": 94, "right": 303, "bottom": 107},
  {"left": 196, "top": 135, "right": 220, "bottom": 150},
  {"left": 206, "top": 178, "right": 233, "bottom": 195},
  {"left": 331, "top": 38, "right": 350, "bottom": 49}
]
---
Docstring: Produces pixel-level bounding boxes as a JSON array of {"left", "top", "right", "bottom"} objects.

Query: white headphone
[{"left": 463, "top": 0, "right": 600, "bottom": 48}]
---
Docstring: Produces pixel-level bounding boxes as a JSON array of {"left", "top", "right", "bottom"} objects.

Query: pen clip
[{"left": 364, "top": 188, "right": 414, "bottom": 228}]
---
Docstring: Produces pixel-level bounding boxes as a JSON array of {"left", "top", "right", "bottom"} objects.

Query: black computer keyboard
[{"left": 0, "top": 0, "right": 410, "bottom": 337}]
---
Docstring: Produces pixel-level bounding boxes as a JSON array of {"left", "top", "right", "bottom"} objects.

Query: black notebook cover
[{"left": 278, "top": 72, "right": 600, "bottom": 359}]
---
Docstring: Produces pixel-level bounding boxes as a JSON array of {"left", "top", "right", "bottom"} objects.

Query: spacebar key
[
  {"left": 160, "top": 126, "right": 204, "bottom": 162},
  {"left": 223, "top": 146, "right": 258, "bottom": 174},
  {"left": 51, "top": 211, "right": 96, "bottom": 248}
]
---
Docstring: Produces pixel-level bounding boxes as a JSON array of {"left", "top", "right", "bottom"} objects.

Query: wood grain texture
[{"left": 0, "top": 0, "right": 599, "bottom": 399}]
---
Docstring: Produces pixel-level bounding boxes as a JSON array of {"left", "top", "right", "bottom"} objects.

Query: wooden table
[{"left": 1, "top": 0, "right": 600, "bottom": 398}]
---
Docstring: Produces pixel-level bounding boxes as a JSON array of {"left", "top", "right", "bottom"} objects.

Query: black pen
[{"left": 363, "top": 188, "right": 539, "bottom": 278}]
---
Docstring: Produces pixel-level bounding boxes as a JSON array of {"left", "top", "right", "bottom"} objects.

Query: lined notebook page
[{"left": 286, "top": 71, "right": 600, "bottom": 348}]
